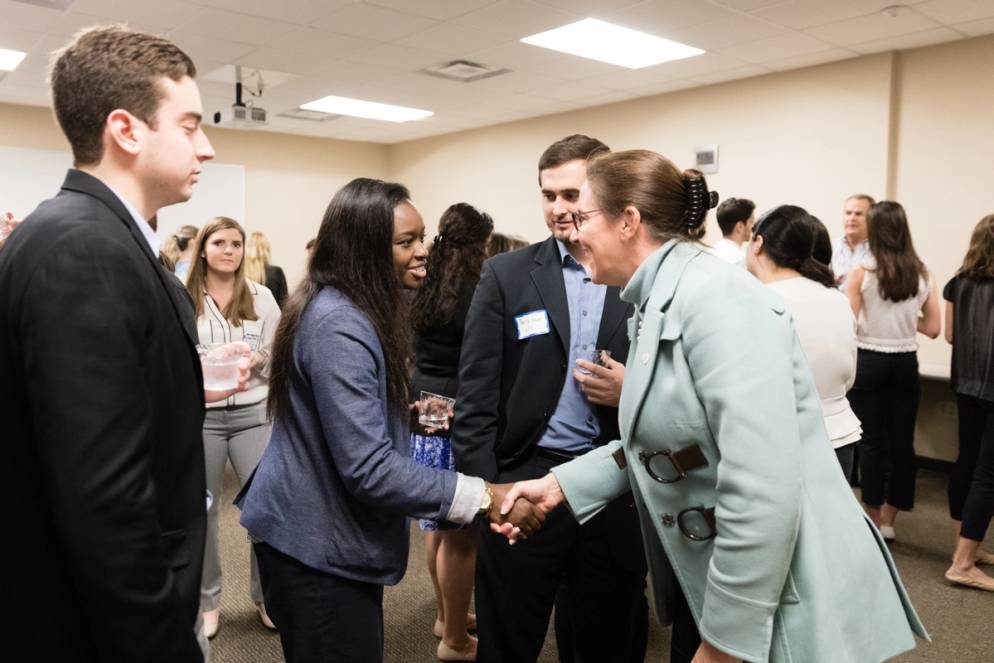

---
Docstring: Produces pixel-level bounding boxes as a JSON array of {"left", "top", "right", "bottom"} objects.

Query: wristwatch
[{"left": 478, "top": 484, "right": 494, "bottom": 518}]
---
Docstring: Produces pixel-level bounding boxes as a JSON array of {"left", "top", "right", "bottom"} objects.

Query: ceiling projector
[{"left": 212, "top": 104, "right": 267, "bottom": 128}]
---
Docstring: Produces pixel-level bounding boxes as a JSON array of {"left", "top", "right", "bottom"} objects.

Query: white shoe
[
  {"left": 879, "top": 525, "right": 896, "bottom": 541},
  {"left": 256, "top": 603, "right": 277, "bottom": 630},
  {"left": 202, "top": 609, "right": 220, "bottom": 639}
]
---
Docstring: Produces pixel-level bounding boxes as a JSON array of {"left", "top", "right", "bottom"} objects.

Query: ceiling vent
[
  {"left": 279, "top": 109, "right": 341, "bottom": 122},
  {"left": 420, "top": 60, "right": 510, "bottom": 83}
]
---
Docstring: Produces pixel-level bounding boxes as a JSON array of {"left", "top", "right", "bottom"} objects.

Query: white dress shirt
[{"left": 710, "top": 237, "right": 745, "bottom": 267}]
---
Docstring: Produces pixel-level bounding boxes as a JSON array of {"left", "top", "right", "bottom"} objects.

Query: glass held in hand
[
  {"left": 198, "top": 342, "right": 244, "bottom": 391},
  {"left": 576, "top": 348, "right": 612, "bottom": 376},
  {"left": 418, "top": 391, "right": 455, "bottom": 428}
]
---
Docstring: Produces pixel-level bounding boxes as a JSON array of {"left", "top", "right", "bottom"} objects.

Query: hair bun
[{"left": 682, "top": 169, "right": 718, "bottom": 230}]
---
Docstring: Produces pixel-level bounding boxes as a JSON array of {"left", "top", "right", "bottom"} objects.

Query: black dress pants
[
  {"left": 255, "top": 542, "right": 384, "bottom": 663},
  {"left": 848, "top": 350, "right": 920, "bottom": 510},
  {"left": 476, "top": 451, "right": 648, "bottom": 663},
  {"left": 949, "top": 394, "right": 994, "bottom": 542}
]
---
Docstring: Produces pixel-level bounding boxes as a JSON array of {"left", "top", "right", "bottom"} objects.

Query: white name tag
[{"left": 515, "top": 309, "right": 551, "bottom": 339}]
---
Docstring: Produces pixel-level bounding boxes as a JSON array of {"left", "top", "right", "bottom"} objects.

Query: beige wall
[
  {"left": 0, "top": 103, "right": 388, "bottom": 287},
  {"left": 390, "top": 52, "right": 894, "bottom": 248}
]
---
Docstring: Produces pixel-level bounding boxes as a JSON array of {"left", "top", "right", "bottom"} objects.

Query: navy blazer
[{"left": 237, "top": 286, "right": 459, "bottom": 585}]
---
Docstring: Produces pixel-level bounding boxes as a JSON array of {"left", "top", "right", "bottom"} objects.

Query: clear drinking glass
[
  {"left": 198, "top": 343, "right": 243, "bottom": 391},
  {"left": 577, "top": 348, "right": 612, "bottom": 375},
  {"left": 419, "top": 391, "right": 455, "bottom": 428}
]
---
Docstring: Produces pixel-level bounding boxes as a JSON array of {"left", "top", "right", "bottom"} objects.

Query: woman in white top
[
  {"left": 747, "top": 205, "right": 862, "bottom": 479},
  {"left": 846, "top": 201, "right": 940, "bottom": 541},
  {"left": 185, "top": 216, "right": 282, "bottom": 638}
]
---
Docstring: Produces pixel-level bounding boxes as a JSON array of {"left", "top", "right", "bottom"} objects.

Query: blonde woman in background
[
  {"left": 163, "top": 224, "right": 199, "bottom": 281},
  {"left": 186, "top": 217, "right": 282, "bottom": 638},
  {"left": 245, "top": 230, "right": 289, "bottom": 308}
]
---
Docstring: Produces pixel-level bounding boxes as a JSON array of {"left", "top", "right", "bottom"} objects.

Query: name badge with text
[{"left": 515, "top": 309, "right": 551, "bottom": 340}]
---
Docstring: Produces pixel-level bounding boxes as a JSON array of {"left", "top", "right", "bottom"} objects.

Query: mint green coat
[{"left": 552, "top": 241, "right": 927, "bottom": 662}]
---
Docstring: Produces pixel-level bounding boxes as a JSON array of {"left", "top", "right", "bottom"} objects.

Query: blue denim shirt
[{"left": 537, "top": 241, "right": 606, "bottom": 453}]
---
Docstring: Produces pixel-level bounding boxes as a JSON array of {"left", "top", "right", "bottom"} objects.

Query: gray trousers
[{"left": 201, "top": 402, "right": 271, "bottom": 612}]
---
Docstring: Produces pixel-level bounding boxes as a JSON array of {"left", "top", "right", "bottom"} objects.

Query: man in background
[
  {"left": 453, "top": 134, "right": 648, "bottom": 663},
  {"left": 0, "top": 26, "right": 215, "bottom": 662},
  {"left": 711, "top": 197, "right": 755, "bottom": 266},
  {"left": 832, "top": 194, "right": 874, "bottom": 288}
]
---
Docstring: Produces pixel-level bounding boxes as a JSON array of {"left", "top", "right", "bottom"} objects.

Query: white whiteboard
[{"left": 0, "top": 144, "right": 245, "bottom": 241}]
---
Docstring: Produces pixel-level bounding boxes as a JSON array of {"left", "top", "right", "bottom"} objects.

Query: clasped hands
[{"left": 487, "top": 473, "right": 566, "bottom": 544}]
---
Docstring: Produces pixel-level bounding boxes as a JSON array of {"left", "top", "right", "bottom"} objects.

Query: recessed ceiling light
[
  {"left": 299, "top": 95, "right": 432, "bottom": 123},
  {"left": 0, "top": 49, "right": 27, "bottom": 72},
  {"left": 521, "top": 18, "right": 704, "bottom": 69}
]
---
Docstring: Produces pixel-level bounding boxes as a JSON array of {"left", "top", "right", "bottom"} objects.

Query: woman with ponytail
[
  {"left": 163, "top": 224, "right": 199, "bottom": 280},
  {"left": 409, "top": 203, "right": 493, "bottom": 661},
  {"left": 746, "top": 205, "right": 862, "bottom": 478},
  {"left": 495, "top": 150, "right": 926, "bottom": 663},
  {"left": 845, "top": 201, "right": 940, "bottom": 541}
]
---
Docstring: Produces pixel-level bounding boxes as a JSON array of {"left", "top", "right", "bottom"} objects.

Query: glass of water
[
  {"left": 419, "top": 391, "right": 455, "bottom": 428},
  {"left": 198, "top": 343, "right": 243, "bottom": 391},
  {"left": 577, "top": 349, "right": 612, "bottom": 376}
]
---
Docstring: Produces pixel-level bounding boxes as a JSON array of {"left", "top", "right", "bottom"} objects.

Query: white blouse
[
  {"left": 197, "top": 280, "right": 281, "bottom": 409},
  {"left": 857, "top": 257, "right": 931, "bottom": 353},
  {"left": 767, "top": 277, "right": 862, "bottom": 448}
]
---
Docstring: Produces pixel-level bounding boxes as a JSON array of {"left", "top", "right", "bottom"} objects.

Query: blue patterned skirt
[{"left": 410, "top": 431, "right": 461, "bottom": 531}]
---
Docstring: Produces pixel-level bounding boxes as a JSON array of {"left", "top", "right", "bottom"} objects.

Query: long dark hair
[
  {"left": 959, "top": 214, "right": 994, "bottom": 280},
  {"left": 411, "top": 203, "right": 493, "bottom": 332},
  {"left": 268, "top": 178, "right": 412, "bottom": 418},
  {"left": 752, "top": 205, "right": 835, "bottom": 288},
  {"left": 867, "top": 201, "right": 928, "bottom": 301}
]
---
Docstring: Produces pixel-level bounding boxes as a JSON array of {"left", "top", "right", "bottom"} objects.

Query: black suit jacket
[
  {"left": 0, "top": 170, "right": 206, "bottom": 662},
  {"left": 452, "top": 236, "right": 633, "bottom": 481}
]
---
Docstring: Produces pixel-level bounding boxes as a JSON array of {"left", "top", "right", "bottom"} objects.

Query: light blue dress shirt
[
  {"left": 105, "top": 184, "right": 160, "bottom": 257},
  {"left": 831, "top": 237, "right": 869, "bottom": 290},
  {"left": 537, "top": 241, "right": 606, "bottom": 454}
]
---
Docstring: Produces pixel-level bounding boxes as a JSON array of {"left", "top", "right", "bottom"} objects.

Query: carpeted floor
[{"left": 211, "top": 467, "right": 994, "bottom": 662}]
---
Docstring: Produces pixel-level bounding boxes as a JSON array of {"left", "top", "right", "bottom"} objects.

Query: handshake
[{"left": 484, "top": 473, "right": 566, "bottom": 544}]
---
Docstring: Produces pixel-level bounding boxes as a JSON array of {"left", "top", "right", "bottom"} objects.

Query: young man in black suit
[
  {"left": 0, "top": 26, "right": 216, "bottom": 662},
  {"left": 453, "top": 135, "right": 648, "bottom": 662}
]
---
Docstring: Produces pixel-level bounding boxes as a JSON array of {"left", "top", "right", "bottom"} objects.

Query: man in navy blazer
[
  {"left": 453, "top": 135, "right": 648, "bottom": 662},
  {"left": 0, "top": 27, "right": 216, "bottom": 662}
]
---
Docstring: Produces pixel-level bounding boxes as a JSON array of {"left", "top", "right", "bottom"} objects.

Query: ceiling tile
[
  {"left": 181, "top": 0, "right": 353, "bottom": 24},
  {"left": 68, "top": 0, "right": 201, "bottom": 30},
  {"left": 755, "top": 1, "right": 914, "bottom": 30},
  {"left": 343, "top": 43, "right": 450, "bottom": 72},
  {"left": 0, "top": 0, "right": 65, "bottom": 31},
  {"left": 448, "top": 0, "right": 581, "bottom": 39},
  {"left": 532, "top": 0, "right": 647, "bottom": 12},
  {"left": 954, "top": 16, "right": 994, "bottom": 36},
  {"left": 804, "top": 7, "right": 942, "bottom": 46},
  {"left": 531, "top": 79, "right": 619, "bottom": 101},
  {"left": 365, "top": 0, "right": 498, "bottom": 21},
  {"left": 468, "top": 41, "right": 620, "bottom": 80},
  {"left": 235, "top": 28, "right": 376, "bottom": 74},
  {"left": 576, "top": 88, "right": 643, "bottom": 106},
  {"left": 711, "top": 0, "right": 791, "bottom": 10},
  {"left": 629, "top": 77, "right": 699, "bottom": 96},
  {"left": 174, "top": 7, "right": 298, "bottom": 45},
  {"left": 396, "top": 22, "right": 513, "bottom": 56},
  {"left": 578, "top": 65, "right": 684, "bottom": 91},
  {"left": 170, "top": 31, "right": 259, "bottom": 64},
  {"left": 848, "top": 26, "right": 963, "bottom": 54},
  {"left": 913, "top": 0, "right": 994, "bottom": 25},
  {"left": 763, "top": 47, "right": 858, "bottom": 71},
  {"left": 0, "top": 25, "right": 45, "bottom": 53},
  {"left": 689, "top": 63, "right": 771, "bottom": 84},
  {"left": 313, "top": 3, "right": 438, "bottom": 41},
  {"left": 652, "top": 51, "right": 751, "bottom": 78},
  {"left": 666, "top": 13, "right": 789, "bottom": 50},
  {"left": 717, "top": 31, "right": 836, "bottom": 63},
  {"left": 601, "top": 0, "right": 738, "bottom": 35}
]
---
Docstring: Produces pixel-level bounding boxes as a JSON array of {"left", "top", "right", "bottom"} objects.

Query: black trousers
[
  {"left": 255, "top": 542, "right": 384, "bottom": 663},
  {"left": 949, "top": 394, "right": 994, "bottom": 542},
  {"left": 669, "top": 588, "right": 703, "bottom": 663},
  {"left": 848, "top": 350, "right": 920, "bottom": 510},
  {"left": 835, "top": 444, "right": 856, "bottom": 482},
  {"left": 476, "top": 451, "right": 648, "bottom": 663}
]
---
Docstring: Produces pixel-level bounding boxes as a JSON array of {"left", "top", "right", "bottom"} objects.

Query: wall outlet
[{"left": 937, "top": 401, "right": 958, "bottom": 418}]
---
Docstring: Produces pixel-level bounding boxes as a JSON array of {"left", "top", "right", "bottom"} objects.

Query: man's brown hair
[
  {"left": 537, "top": 134, "right": 609, "bottom": 184},
  {"left": 49, "top": 25, "right": 196, "bottom": 166}
]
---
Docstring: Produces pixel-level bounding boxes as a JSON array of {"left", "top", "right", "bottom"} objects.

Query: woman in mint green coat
[{"left": 497, "top": 150, "right": 926, "bottom": 663}]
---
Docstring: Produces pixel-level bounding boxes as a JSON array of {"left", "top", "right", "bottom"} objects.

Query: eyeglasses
[{"left": 570, "top": 209, "right": 603, "bottom": 232}]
